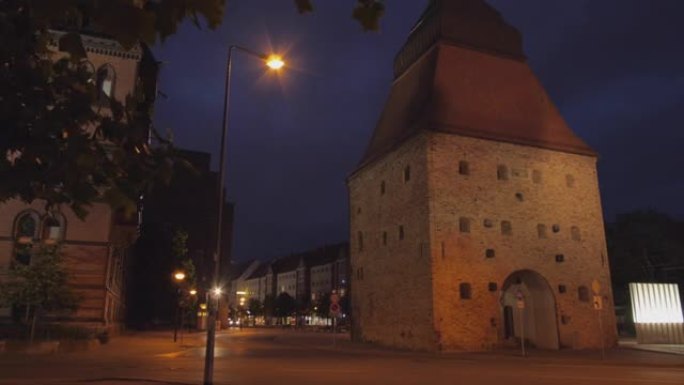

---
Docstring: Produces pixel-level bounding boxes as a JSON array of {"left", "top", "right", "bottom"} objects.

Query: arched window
[
  {"left": 13, "top": 211, "right": 40, "bottom": 265},
  {"left": 14, "top": 211, "right": 39, "bottom": 244},
  {"left": 96, "top": 64, "right": 116, "bottom": 100},
  {"left": 42, "top": 213, "right": 66, "bottom": 244}
]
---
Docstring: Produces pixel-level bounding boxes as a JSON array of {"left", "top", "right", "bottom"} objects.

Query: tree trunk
[{"left": 29, "top": 310, "right": 38, "bottom": 344}]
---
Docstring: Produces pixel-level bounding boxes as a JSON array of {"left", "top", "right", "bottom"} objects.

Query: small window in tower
[
  {"left": 566, "top": 174, "right": 575, "bottom": 188},
  {"left": 515, "top": 192, "right": 524, "bottom": 202},
  {"left": 380, "top": 181, "right": 386, "bottom": 195},
  {"left": 558, "top": 285, "right": 567, "bottom": 294},
  {"left": 501, "top": 221, "right": 512, "bottom": 235},
  {"left": 488, "top": 282, "right": 498, "bottom": 292},
  {"left": 555, "top": 254, "right": 565, "bottom": 263},
  {"left": 459, "top": 161, "right": 470, "bottom": 175},
  {"left": 485, "top": 249, "right": 496, "bottom": 259},
  {"left": 483, "top": 219, "right": 493, "bottom": 228},
  {"left": 404, "top": 166, "right": 411, "bottom": 182},
  {"left": 399, "top": 225, "right": 405, "bottom": 240},
  {"left": 537, "top": 224, "right": 547, "bottom": 239},
  {"left": 357, "top": 231, "right": 364, "bottom": 252},
  {"left": 552, "top": 224, "right": 561, "bottom": 233},
  {"left": 459, "top": 283, "right": 472, "bottom": 299},
  {"left": 497, "top": 165, "right": 509, "bottom": 181},
  {"left": 382, "top": 231, "right": 387, "bottom": 246},
  {"left": 532, "top": 169, "right": 542, "bottom": 184},
  {"left": 459, "top": 217, "right": 471, "bottom": 233},
  {"left": 578, "top": 286, "right": 590, "bottom": 302},
  {"left": 571, "top": 226, "right": 581, "bottom": 241},
  {"left": 357, "top": 207, "right": 362, "bottom": 215}
]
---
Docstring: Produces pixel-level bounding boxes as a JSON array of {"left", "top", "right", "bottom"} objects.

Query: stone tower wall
[
  {"left": 348, "top": 134, "right": 437, "bottom": 350},
  {"left": 427, "top": 132, "right": 617, "bottom": 351}
]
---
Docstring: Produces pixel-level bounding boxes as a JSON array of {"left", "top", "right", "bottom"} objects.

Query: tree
[
  {"left": 274, "top": 292, "right": 296, "bottom": 324},
  {"left": 314, "top": 293, "right": 331, "bottom": 319},
  {"left": 1, "top": 0, "right": 385, "bottom": 219},
  {"left": 0, "top": 245, "right": 79, "bottom": 342},
  {"left": 248, "top": 298, "right": 263, "bottom": 317}
]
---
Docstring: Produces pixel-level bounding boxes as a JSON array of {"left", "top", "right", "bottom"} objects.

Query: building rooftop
[{"left": 357, "top": 0, "right": 595, "bottom": 171}]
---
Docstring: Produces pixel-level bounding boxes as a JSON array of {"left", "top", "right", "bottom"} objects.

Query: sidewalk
[
  {"left": 619, "top": 339, "right": 684, "bottom": 355},
  {"left": 270, "top": 329, "right": 684, "bottom": 368}
]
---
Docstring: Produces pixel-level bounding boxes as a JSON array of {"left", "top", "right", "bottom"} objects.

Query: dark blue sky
[{"left": 152, "top": 0, "right": 684, "bottom": 261}]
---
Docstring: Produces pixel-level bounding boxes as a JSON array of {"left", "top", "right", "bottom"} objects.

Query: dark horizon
[{"left": 152, "top": 0, "right": 684, "bottom": 261}]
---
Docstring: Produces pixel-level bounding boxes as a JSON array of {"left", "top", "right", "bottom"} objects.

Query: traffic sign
[
  {"left": 592, "top": 280, "right": 601, "bottom": 295},
  {"left": 593, "top": 295, "right": 603, "bottom": 310},
  {"left": 329, "top": 303, "right": 341, "bottom": 316}
]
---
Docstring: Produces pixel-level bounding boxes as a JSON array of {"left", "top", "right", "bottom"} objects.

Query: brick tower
[{"left": 347, "top": 0, "right": 617, "bottom": 351}]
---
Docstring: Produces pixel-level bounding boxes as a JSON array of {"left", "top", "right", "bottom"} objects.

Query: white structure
[{"left": 629, "top": 283, "right": 684, "bottom": 344}]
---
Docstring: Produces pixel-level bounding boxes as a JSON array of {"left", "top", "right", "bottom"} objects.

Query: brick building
[
  {"left": 348, "top": 0, "right": 617, "bottom": 351},
  {"left": 0, "top": 31, "right": 154, "bottom": 331}
]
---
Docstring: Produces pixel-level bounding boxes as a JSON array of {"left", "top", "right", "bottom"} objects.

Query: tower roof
[{"left": 358, "top": 0, "right": 595, "bottom": 170}]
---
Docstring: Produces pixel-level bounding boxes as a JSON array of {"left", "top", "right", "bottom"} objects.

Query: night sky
[{"left": 152, "top": 0, "right": 684, "bottom": 261}]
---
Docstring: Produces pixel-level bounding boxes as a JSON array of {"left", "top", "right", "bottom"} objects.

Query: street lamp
[
  {"left": 204, "top": 45, "right": 285, "bottom": 385},
  {"left": 172, "top": 270, "right": 186, "bottom": 342},
  {"left": 189, "top": 289, "right": 198, "bottom": 296}
]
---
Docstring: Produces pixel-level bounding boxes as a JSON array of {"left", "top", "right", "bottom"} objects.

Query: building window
[
  {"left": 555, "top": 254, "right": 565, "bottom": 263},
  {"left": 571, "top": 226, "right": 581, "bottom": 241},
  {"left": 537, "top": 224, "right": 547, "bottom": 239},
  {"left": 42, "top": 214, "right": 65, "bottom": 245},
  {"left": 578, "top": 286, "right": 590, "bottom": 302},
  {"left": 488, "top": 282, "right": 498, "bottom": 292},
  {"left": 399, "top": 225, "right": 405, "bottom": 240},
  {"left": 14, "top": 211, "right": 39, "bottom": 243},
  {"left": 501, "top": 221, "right": 512, "bottom": 235},
  {"left": 532, "top": 169, "right": 542, "bottom": 184},
  {"left": 552, "top": 224, "right": 561, "bottom": 233},
  {"left": 382, "top": 231, "right": 387, "bottom": 246},
  {"left": 357, "top": 231, "right": 364, "bottom": 252},
  {"left": 497, "top": 165, "right": 509, "bottom": 181},
  {"left": 356, "top": 268, "right": 364, "bottom": 281},
  {"left": 485, "top": 249, "right": 496, "bottom": 259},
  {"left": 558, "top": 285, "right": 567, "bottom": 294},
  {"left": 380, "top": 181, "right": 386, "bottom": 195},
  {"left": 459, "top": 217, "right": 471, "bottom": 233},
  {"left": 459, "top": 283, "right": 472, "bottom": 300},
  {"left": 96, "top": 64, "right": 116, "bottom": 101},
  {"left": 483, "top": 219, "right": 493, "bottom": 228},
  {"left": 459, "top": 161, "right": 470, "bottom": 175},
  {"left": 404, "top": 166, "right": 411, "bottom": 182},
  {"left": 566, "top": 174, "right": 575, "bottom": 188},
  {"left": 515, "top": 192, "right": 524, "bottom": 202}
]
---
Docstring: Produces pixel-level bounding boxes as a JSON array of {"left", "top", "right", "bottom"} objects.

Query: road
[{"left": 1, "top": 328, "right": 684, "bottom": 385}]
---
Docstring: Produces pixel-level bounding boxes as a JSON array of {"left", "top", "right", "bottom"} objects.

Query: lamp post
[
  {"left": 173, "top": 271, "right": 186, "bottom": 343},
  {"left": 204, "top": 45, "right": 284, "bottom": 385}
]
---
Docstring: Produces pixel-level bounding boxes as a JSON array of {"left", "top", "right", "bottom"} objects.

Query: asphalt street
[{"left": 1, "top": 328, "right": 683, "bottom": 385}]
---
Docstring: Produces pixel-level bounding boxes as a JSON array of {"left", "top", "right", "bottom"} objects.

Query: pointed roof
[{"left": 357, "top": 0, "right": 594, "bottom": 170}]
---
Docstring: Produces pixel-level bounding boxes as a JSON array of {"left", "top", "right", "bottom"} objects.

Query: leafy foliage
[
  {"left": 274, "top": 292, "right": 296, "bottom": 318},
  {"left": 0, "top": 245, "right": 79, "bottom": 316},
  {"left": 1, "top": 0, "right": 385, "bottom": 220},
  {"left": 247, "top": 298, "right": 263, "bottom": 316}
]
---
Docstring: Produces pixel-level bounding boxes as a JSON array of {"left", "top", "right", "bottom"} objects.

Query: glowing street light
[
  {"left": 265, "top": 54, "right": 285, "bottom": 70},
  {"left": 213, "top": 287, "right": 222, "bottom": 297},
  {"left": 204, "top": 44, "right": 287, "bottom": 385},
  {"left": 189, "top": 289, "right": 198, "bottom": 296},
  {"left": 174, "top": 271, "right": 186, "bottom": 282}
]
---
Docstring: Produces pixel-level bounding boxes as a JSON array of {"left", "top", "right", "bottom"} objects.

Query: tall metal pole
[{"left": 203, "top": 46, "right": 235, "bottom": 385}]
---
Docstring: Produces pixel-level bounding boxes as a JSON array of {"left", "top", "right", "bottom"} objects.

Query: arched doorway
[{"left": 501, "top": 270, "right": 559, "bottom": 349}]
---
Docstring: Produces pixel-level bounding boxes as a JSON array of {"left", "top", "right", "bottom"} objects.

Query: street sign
[
  {"left": 592, "top": 280, "right": 601, "bottom": 295},
  {"left": 330, "top": 293, "right": 340, "bottom": 304},
  {"left": 329, "top": 303, "right": 341, "bottom": 317},
  {"left": 593, "top": 295, "right": 603, "bottom": 310}
]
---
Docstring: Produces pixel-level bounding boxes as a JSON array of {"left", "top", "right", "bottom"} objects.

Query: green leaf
[
  {"left": 352, "top": 0, "right": 385, "bottom": 31},
  {"left": 294, "top": 0, "right": 314, "bottom": 13}
]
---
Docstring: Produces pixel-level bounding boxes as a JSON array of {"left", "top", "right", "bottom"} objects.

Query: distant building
[
  {"left": 230, "top": 243, "right": 349, "bottom": 313},
  {"left": 348, "top": 0, "right": 617, "bottom": 351},
  {"left": 0, "top": 31, "right": 157, "bottom": 332}
]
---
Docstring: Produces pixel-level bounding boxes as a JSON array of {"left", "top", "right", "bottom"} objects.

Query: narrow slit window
[
  {"left": 501, "top": 221, "right": 512, "bottom": 235},
  {"left": 459, "top": 283, "right": 472, "bottom": 299},
  {"left": 497, "top": 165, "right": 509, "bottom": 181},
  {"left": 459, "top": 161, "right": 470, "bottom": 176},
  {"left": 404, "top": 166, "right": 411, "bottom": 182},
  {"left": 459, "top": 217, "right": 471, "bottom": 233}
]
